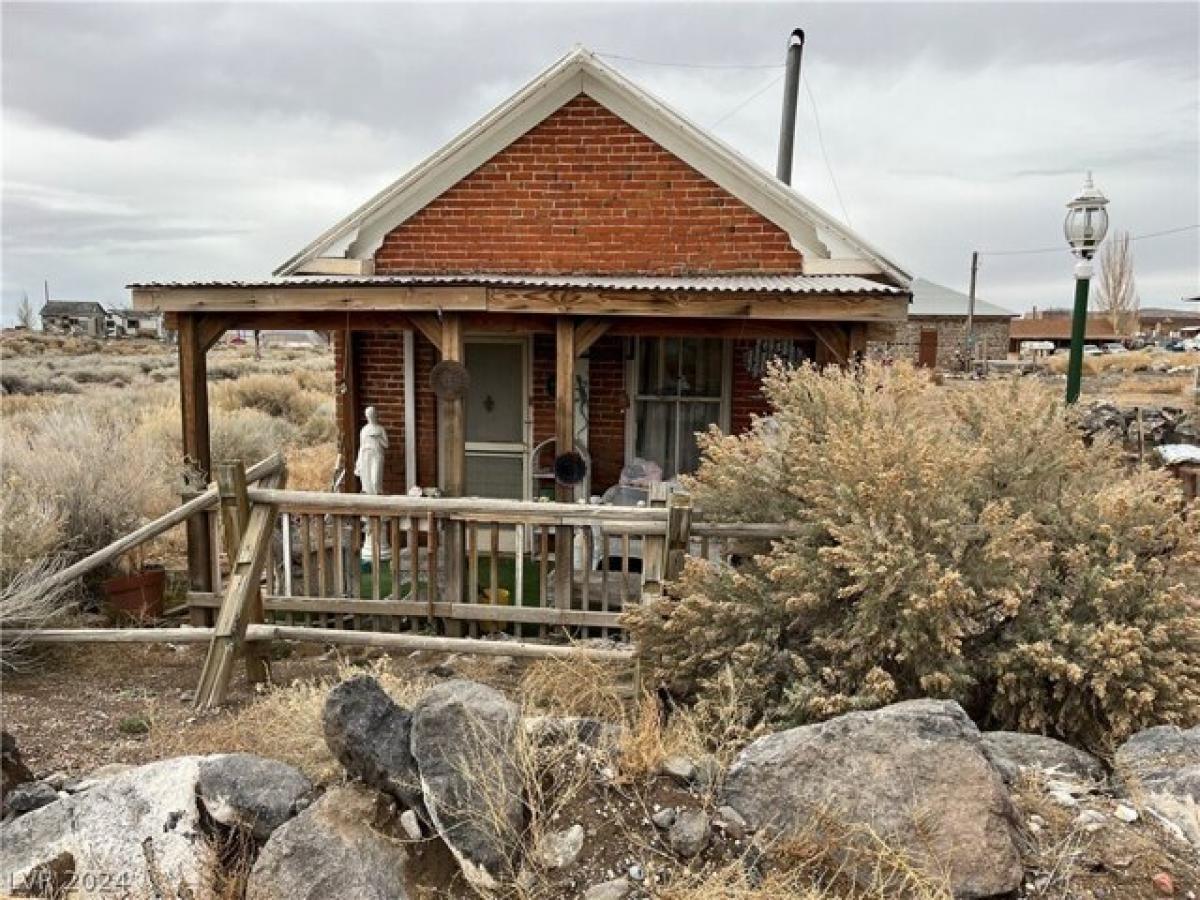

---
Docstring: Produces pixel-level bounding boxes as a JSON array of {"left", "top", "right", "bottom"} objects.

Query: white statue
[
  {"left": 355, "top": 407, "right": 390, "bottom": 560},
  {"left": 355, "top": 406, "right": 388, "bottom": 495}
]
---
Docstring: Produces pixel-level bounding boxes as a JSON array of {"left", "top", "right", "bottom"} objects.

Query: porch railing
[{"left": 186, "top": 484, "right": 794, "bottom": 638}]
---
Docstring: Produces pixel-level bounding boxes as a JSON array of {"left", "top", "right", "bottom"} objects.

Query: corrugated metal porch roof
[{"left": 127, "top": 273, "right": 906, "bottom": 295}]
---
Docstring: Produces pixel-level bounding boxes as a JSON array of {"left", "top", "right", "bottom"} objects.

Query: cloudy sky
[{"left": 2, "top": 1, "right": 1197, "bottom": 322}]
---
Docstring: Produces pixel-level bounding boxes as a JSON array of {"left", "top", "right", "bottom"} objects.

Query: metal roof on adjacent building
[
  {"left": 127, "top": 273, "right": 907, "bottom": 295},
  {"left": 908, "top": 278, "right": 1014, "bottom": 318}
]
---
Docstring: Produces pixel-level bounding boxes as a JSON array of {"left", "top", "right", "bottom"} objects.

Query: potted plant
[{"left": 101, "top": 545, "right": 165, "bottom": 624}]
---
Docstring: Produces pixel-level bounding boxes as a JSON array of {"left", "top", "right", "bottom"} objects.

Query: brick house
[
  {"left": 132, "top": 48, "right": 910, "bottom": 519},
  {"left": 871, "top": 278, "right": 1014, "bottom": 369}
]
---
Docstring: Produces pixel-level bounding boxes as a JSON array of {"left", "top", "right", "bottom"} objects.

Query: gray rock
[
  {"left": 669, "top": 809, "right": 710, "bottom": 858},
  {"left": 0, "top": 756, "right": 208, "bottom": 897},
  {"left": 1113, "top": 803, "right": 1139, "bottom": 823},
  {"left": 1, "top": 730, "right": 33, "bottom": 799},
  {"left": 1114, "top": 725, "right": 1199, "bottom": 846},
  {"left": 247, "top": 786, "right": 409, "bottom": 900},
  {"left": 64, "top": 763, "right": 134, "bottom": 794},
  {"left": 694, "top": 754, "right": 722, "bottom": 789},
  {"left": 411, "top": 680, "right": 524, "bottom": 890},
  {"left": 3, "top": 782, "right": 58, "bottom": 818},
  {"left": 721, "top": 699, "right": 1022, "bottom": 899},
  {"left": 659, "top": 755, "right": 697, "bottom": 784},
  {"left": 1049, "top": 790, "right": 1079, "bottom": 809},
  {"left": 981, "top": 731, "right": 1105, "bottom": 784},
  {"left": 323, "top": 676, "right": 423, "bottom": 812},
  {"left": 583, "top": 876, "right": 634, "bottom": 900},
  {"left": 651, "top": 806, "right": 676, "bottom": 829},
  {"left": 399, "top": 809, "right": 423, "bottom": 841},
  {"left": 1074, "top": 809, "right": 1107, "bottom": 833},
  {"left": 532, "top": 823, "right": 584, "bottom": 869},
  {"left": 714, "top": 804, "right": 748, "bottom": 839},
  {"left": 197, "top": 753, "right": 312, "bottom": 842}
]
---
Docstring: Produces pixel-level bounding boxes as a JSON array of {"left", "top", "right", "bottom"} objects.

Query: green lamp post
[{"left": 1063, "top": 172, "right": 1110, "bottom": 404}]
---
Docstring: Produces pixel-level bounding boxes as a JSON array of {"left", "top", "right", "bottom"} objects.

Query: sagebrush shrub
[{"left": 626, "top": 362, "right": 1200, "bottom": 751}]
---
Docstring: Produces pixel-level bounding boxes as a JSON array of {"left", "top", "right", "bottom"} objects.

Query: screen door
[{"left": 464, "top": 340, "right": 527, "bottom": 499}]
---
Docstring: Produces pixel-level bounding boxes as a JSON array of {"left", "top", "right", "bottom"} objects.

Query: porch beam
[
  {"left": 811, "top": 324, "right": 850, "bottom": 366},
  {"left": 408, "top": 313, "right": 443, "bottom": 349},
  {"left": 486, "top": 288, "right": 906, "bottom": 322},
  {"left": 573, "top": 318, "right": 611, "bottom": 356},
  {"left": 138, "top": 286, "right": 907, "bottom": 323},
  {"left": 133, "top": 285, "right": 488, "bottom": 313}
]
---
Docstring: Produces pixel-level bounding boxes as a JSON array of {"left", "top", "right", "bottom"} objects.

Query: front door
[
  {"left": 464, "top": 339, "right": 528, "bottom": 499},
  {"left": 917, "top": 329, "right": 939, "bottom": 368}
]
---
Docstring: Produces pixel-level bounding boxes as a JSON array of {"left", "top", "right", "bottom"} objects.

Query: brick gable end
[{"left": 375, "top": 95, "right": 803, "bottom": 275}]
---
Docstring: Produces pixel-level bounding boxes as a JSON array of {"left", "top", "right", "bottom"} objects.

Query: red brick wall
[
  {"left": 333, "top": 330, "right": 440, "bottom": 494},
  {"left": 337, "top": 331, "right": 804, "bottom": 496},
  {"left": 374, "top": 95, "right": 803, "bottom": 275},
  {"left": 586, "top": 335, "right": 627, "bottom": 493}
]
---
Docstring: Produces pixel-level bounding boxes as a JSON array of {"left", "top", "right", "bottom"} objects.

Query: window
[{"left": 630, "top": 337, "right": 729, "bottom": 479}]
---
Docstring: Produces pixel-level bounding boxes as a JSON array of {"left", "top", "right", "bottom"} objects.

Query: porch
[{"left": 131, "top": 274, "right": 907, "bottom": 620}]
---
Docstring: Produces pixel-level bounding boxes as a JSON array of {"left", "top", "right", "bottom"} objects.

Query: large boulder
[
  {"left": 410, "top": 679, "right": 524, "bottom": 890},
  {"left": 0, "top": 756, "right": 209, "bottom": 897},
  {"left": 323, "top": 676, "right": 423, "bottom": 813},
  {"left": 0, "top": 753, "right": 313, "bottom": 897},
  {"left": 247, "top": 785, "right": 410, "bottom": 900},
  {"left": 981, "top": 731, "right": 1105, "bottom": 784},
  {"left": 197, "top": 753, "right": 312, "bottom": 842},
  {"left": 722, "top": 699, "right": 1022, "bottom": 899},
  {"left": 1114, "top": 725, "right": 1199, "bottom": 846},
  {"left": 1, "top": 730, "right": 33, "bottom": 800}
]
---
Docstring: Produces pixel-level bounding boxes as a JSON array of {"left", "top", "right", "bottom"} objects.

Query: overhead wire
[{"left": 979, "top": 224, "right": 1199, "bottom": 257}]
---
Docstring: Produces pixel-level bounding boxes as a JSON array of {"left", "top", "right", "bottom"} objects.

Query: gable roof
[
  {"left": 40, "top": 301, "right": 107, "bottom": 317},
  {"left": 909, "top": 278, "right": 1014, "bottom": 318},
  {"left": 276, "top": 47, "right": 909, "bottom": 285}
]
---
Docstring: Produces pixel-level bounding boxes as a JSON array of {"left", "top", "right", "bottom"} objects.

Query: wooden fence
[
  {"left": 8, "top": 454, "right": 795, "bottom": 708},
  {"left": 185, "top": 481, "right": 788, "bottom": 640}
]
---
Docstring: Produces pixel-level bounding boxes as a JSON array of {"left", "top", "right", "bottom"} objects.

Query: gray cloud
[{"left": 2, "top": 2, "right": 1197, "bottom": 317}]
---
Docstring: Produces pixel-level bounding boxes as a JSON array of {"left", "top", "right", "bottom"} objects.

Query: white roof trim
[{"left": 276, "top": 47, "right": 910, "bottom": 284}]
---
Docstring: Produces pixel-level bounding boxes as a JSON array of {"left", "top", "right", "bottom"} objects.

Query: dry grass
[
  {"left": 146, "top": 656, "right": 433, "bottom": 784},
  {"left": 1043, "top": 349, "right": 1200, "bottom": 375},
  {"left": 656, "top": 810, "right": 952, "bottom": 900},
  {"left": 1116, "top": 376, "right": 1191, "bottom": 396}
]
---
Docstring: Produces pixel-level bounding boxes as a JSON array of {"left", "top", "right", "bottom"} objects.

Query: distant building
[
  {"left": 1008, "top": 309, "right": 1123, "bottom": 352},
  {"left": 118, "top": 309, "right": 164, "bottom": 338},
  {"left": 40, "top": 301, "right": 108, "bottom": 337},
  {"left": 1138, "top": 306, "right": 1200, "bottom": 338},
  {"left": 258, "top": 330, "right": 328, "bottom": 349},
  {"left": 871, "top": 278, "right": 1015, "bottom": 368}
]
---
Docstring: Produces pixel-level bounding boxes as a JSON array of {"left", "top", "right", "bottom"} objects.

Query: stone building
[{"left": 871, "top": 278, "right": 1014, "bottom": 369}]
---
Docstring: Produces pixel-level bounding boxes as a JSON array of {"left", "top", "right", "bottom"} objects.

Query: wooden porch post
[
  {"left": 179, "top": 314, "right": 214, "bottom": 624},
  {"left": 439, "top": 314, "right": 466, "bottom": 631},
  {"left": 340, "top": 327, "right": 359, "bottom": 493},
  {"left": 554, "top": 317, "right": 576, "bottom": 610},
  {"left": 440, "top": 313, "right": 466, "bottom": 496}
]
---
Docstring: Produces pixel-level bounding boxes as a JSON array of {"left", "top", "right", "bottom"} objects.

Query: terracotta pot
[{"left": 102, "top": 567, "right": 166, "bottom": 624}]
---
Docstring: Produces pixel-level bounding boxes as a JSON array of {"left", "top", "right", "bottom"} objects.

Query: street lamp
[{"left": 1063, "top": 171, "right": 1110, "bottom": 403}]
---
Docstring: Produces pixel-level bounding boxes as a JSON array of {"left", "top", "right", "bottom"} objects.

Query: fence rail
[
  {"left": 10, "top": 453, "right": 796, "bottom": 709},
  {"left": 189, "top": 484, "right": 794, "bottom": 641}
]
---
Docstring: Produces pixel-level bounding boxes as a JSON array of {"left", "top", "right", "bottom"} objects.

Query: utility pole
[{"left": 965, "top": 251, "right": 979, "bottom": 369}]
